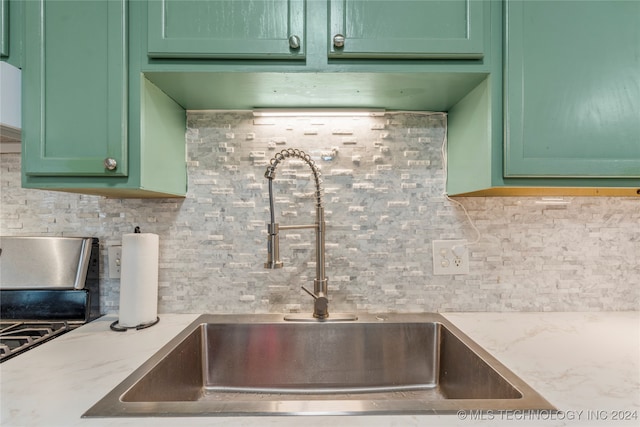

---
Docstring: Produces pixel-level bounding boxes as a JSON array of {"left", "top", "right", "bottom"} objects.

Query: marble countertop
[{"left": 1, "top": 312, "right": 638, "bottom": 427}]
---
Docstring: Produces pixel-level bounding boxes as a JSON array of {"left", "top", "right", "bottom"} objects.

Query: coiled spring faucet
[{"left": 264, "top": 148, "right": 355, "bottom": 321}]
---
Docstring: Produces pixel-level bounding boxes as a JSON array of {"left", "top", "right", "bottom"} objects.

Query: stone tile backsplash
[{"left": 1, "top": 112, "right": 638, "bottom": 314}]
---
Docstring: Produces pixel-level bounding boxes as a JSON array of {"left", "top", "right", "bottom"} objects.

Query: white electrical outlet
[
  {"left": 107, "top": 245, "right": 122, "bottom": 278},
  {"left": 432, "top": 240, "right": 469, "bottom": 275}
]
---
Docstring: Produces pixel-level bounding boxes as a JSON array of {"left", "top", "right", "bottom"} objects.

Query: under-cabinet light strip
[{"left": 252, "top": 108, "right": 386, "bottom": 117}]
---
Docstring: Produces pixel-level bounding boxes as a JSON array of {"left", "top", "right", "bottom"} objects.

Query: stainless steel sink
[{"left": 84, "top": 313, "right": 555, "bottom": 417}]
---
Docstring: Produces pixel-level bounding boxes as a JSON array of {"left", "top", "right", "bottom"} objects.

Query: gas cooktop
[{"left": 0, "top": 236, "right": 101, "bottom": 363}]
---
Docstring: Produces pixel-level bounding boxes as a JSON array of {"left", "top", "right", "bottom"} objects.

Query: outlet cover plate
[
  {"left": 107, "top": 245, "right": 122, "bottom": 279},
  {"left": 432, "top": 240, "right": 469, "bottom": 275}
]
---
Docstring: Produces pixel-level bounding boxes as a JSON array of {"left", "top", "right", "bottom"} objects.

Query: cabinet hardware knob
[
  {"left": 104, "top": 158, "right": 117, "bottom": 171},
  {"left": 288, "top": 35, "right": 301, "bottom": 49},
  {"left": 333, "top": 34, "right": 345, "bottom": 48}
]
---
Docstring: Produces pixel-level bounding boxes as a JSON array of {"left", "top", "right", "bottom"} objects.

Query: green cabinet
[
  {"left": 147, "top": 0, "right": 306, "bottom": 59},
  {"left": 139, "top": 0, "right": 497, "bottom": 112},
  {"left": 1, "top": 0, "right": 22, "bottom": 66},
  {"left": 22, "top": 0, "right": 186, "bottom": 197},
  {"left": 447, "top": 0, "right": 639, "bottom": 196},
  {"left": 504, "top": 0, "right": 640, "bottom": 178},
  {"left": 23, "top": 0, "right": 128, "bottom": 177},
  {"left": 1, "top": 0, "right": 7, "bottom": 57},
  {"left": 146, "top": 0, "right": 487, "bottom": 61},
  {"left": 328, "top": 0, "right": 486, "bottom": 58}
]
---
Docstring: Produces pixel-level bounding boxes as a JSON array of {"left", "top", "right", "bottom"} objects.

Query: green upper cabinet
[
  {"left": 0, "top": 0, "right": 7, "bottom": 57},
  {"left": 1, "top": 0, "right": 23, "bottom": 68},
  {"left": 328, "top": 0, "right": 486, "bottom": 59},
  {"left": 22, "top": 0, "right": 187, "bottom": 197},
  {"left": 23, "top": 0, "right": 128, "bottom": 177},
  {"left": 147, "top": 0, "right": 306, "bottom": 59},
  {"left": 504, "top": 0, "right": 640, "bottom": 178}
]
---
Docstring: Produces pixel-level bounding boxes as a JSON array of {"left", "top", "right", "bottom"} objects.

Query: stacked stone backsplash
[{"left": 1, "top": 112, "right": 638, "bottom": 313}]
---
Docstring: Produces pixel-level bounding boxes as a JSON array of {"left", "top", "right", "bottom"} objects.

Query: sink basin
[{"left": 84, "top": 313, "right": 555, "bottom": 417}]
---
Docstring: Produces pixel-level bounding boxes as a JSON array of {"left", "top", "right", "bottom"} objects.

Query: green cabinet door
[
  {"left": 147, "top": 0, "right": 306, "bottom": 59},
  {"left": 504, "top": 0, "right": 640, "bottom": 178},
  {"left": 0, "top": 0, "right": 7, "bottom": 57},
  {"left": 1, "top": 0, "right": 23, "bottom": 68},
  {"left": 328, "top": 0, "right": 486, "bottom": 58},
  {"left": 23, "top": 0, "right": 127, "bottom": 177}
]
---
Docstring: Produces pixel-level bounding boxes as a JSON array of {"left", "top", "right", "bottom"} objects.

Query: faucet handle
[
  {"left": 301, "top": 286, "right": 317, "bottom": 300},
  {"left": 301, "top": 286, "right": 329, "bottom": 319}
]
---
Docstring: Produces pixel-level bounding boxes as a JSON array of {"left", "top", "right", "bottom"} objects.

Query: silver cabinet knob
[
  {"left": 288, "top": 35, "right": 301, "bottom": 49},
  {"left": 104, "top": 157, "right": 117, "bottom": 171},
  {"left": 333, "top": 34, "right": 345, "bottom": 48}
]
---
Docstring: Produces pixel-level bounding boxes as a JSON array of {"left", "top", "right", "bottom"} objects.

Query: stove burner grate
[{"left": 0, "top": 321, "right": 70, "bottom": 362}]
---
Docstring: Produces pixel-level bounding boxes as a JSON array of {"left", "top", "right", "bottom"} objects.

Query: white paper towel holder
[{"left": 110, "top": 226, "right": 160, "bottom": 332}]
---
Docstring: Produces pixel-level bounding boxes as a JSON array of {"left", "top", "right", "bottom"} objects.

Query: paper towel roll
[{"left": 118, "top": 233, "right": 159, "bottom": 328}]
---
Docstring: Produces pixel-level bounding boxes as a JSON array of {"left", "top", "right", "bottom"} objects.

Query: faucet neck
[
  {"left": 264, "top": 148, "right": 324, "bottom": 208},
  {"left": 314, "top": 205, "right": 327, "bottom": 295}
]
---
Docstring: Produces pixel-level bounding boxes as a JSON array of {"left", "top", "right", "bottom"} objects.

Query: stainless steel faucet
[{"left": 263, "top": 148, "right": 355, "bottom": 321}]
